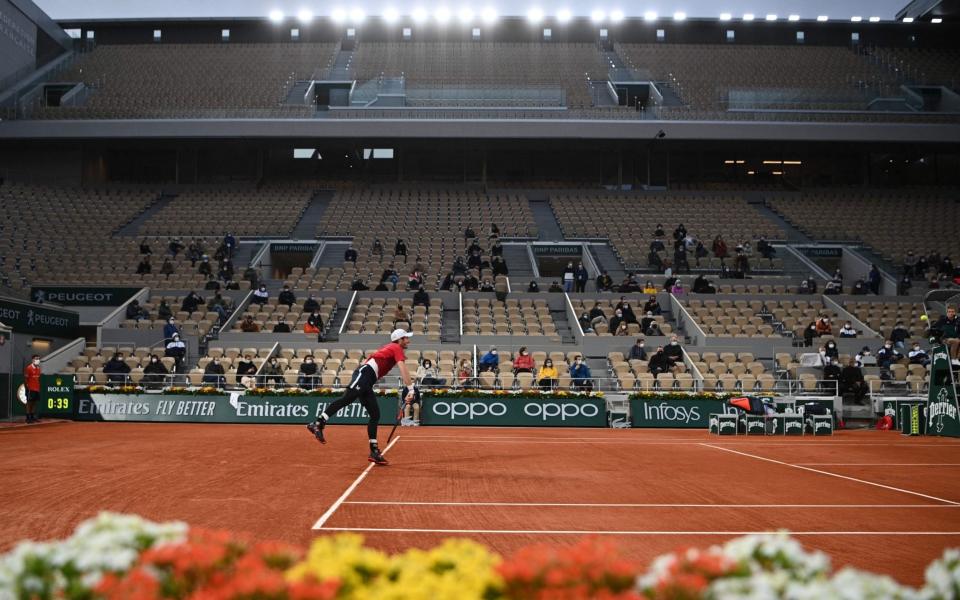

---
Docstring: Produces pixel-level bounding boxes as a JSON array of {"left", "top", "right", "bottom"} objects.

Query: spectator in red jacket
[
  {"left": 513, "top": 347, "right": 535, "bottom": 374},
  {"left": 24, "top": 355, "right": 41, "bottom": 423}
]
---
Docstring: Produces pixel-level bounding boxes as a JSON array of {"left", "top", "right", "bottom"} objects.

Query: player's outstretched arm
[{"left": 397, "top": 361, "right": 415, "bottom": 400}]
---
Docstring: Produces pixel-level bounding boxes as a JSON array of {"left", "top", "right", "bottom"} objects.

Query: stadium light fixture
[
  {"left": 527, "top": 7, "right": 544, "bottom": 24},
  {"left": 383, "top": 7, "right": 400, "bottom": 23},
  {"left": 719, "top": 12, "right": 732, "bottom": 21},
  {"left": 591, "top": 9, "right": 606, "bottom": 23},
  {"left": 268, "top": 9, "right": 284, "bottom": 22},
  {"left": 644, "top": 11, "right": 657, "bottom": 21},
  {"left": 610, "top": 9, "right": 625, "bottom": 23},
  {"left": 480, "top": 6, "right": 497, "bottom": 23},
  {"left": 850, "top": 16, "right": 862, "bottom": 22},
  {"left": 869, "top": 16, "right": 880, "bottom": 22},
  {"left": 766, "top": 14, "right": 777, "bottom": 21},
  {"left": 350, "top": 8, "right": 366, "bottom": 23},
  {"left": 435, "top": 6, "right": 452, "bottom": 23},
  {"left": 673, "top": 11, "right": 686, "bottom": 21},
  {"left": 816, "top": 15, "right": 828, "bottom": 21},
  {"left": 331, "top": 8, "right": 347, "bottom": 23},
  {"left": 742, "top": 13, "right": 755, "bottom": 21},
  {"left": 902, "top": 17, "right": 914, "bottom": 22},
  {"left": 412, "top": 6, "right": 428, "bottom": 22},
  {"left": 788, "top": 14, "right": 800, "bottom": 21},
  {"left": 557, "top": 8, "right": 572, "bottom": 23},
  {"left": 297, "top": 9, "right": 313, "bottom": 23},
  {"left": 931, "top": 17, "right": 942, "bottom": 23},
  {"left": 458, "top": 7, "right": 474, "bottom": 22}
]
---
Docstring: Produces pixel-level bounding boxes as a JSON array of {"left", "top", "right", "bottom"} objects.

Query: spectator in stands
[
  {"left": 671, "top": 280, "right": 685, "bottom": 297},
  {"left": 579, "top": 312, "right": 594, "bottom": 333},
  {"left": 890, "top": 321, "right": 910, "bottom": 349},
  {"left": 596, "top": 271, "right": 613, "bottom": 292},
  {"left": 909, "top": 342, "right": 930, "bottom": 367},
  {"left": 278, "top": 285, "right": 296, "bottom": 308},
  {"left": 641, "top": 311, "right": 657, "bottom": 334},
  {"left": 639, "top": 281, "right": 655, "bottom": 295},
  {"left": 103, "top": 353, "right": 131, "bottom": 384},
  {"left": 223, "top": 233, "right": 236, "bottom": 258},
  {"left": 673, "top": 246, "right": 690, "bottom": 274},
  {"left": 876, "top": 340, "right": 903, "bottom": 370},
  {"left": 181, "top": 291, "right": 204, "bottom": 314},
  {"left": 157, "top": 300, "right": 173, "bottom": 322},
  {"left": 224, "top": 279, "right": 240, "bottom": 291},
  {"left": 548, "top": 281, "right": 563, "bottom": 293},
  {"left": 160, "top": 258, "right": 175, "bottom": 277},
  {"left": 143, "top": 355, "right": 169, "bottom": 389},
  {"left": 609, "top": 309, "right": 625, "bottom": 334},
  {"left": 237, "top": 354, "right": 258, "bottom": 389},
  {"left": 839, "top": 358, "right": 867, "bottom": 405},
  {"left": 563, "top": 262, "right": 575, "bottom": 292},
  {"left": 202, "top": 357, "right": 226, "bottom": 387},
  {"left": 139, "top": 238, "right": 152, "bottom": 255},
  {"left": 136, "top": 256, "right": 151, "bottom": 275},
  {"left": 353, "top": 277, "right": 371, "bottom": 291},
  {"left": 242, "top": 265, "right": 259, "bottom": 289},
  {"left": 440, "top": 272, "right": 455, "bottom": 291},
  {"left": 903, "top": 252, "right": 918, "bottom": 278},
  {"left": 654, "top": 224, "right": 665, "bottom": 238},
  {"left": 573, "top": 263, "right": 589, "bottom": 293},
  {"left": 898, "top": 273, "right": 913, "bottom": 296},
  {"left": 464, "top": 225, "right": 475, "bottom": 241},
  {"left": 457, "top": 359, "right": 474, "bottom": 389},
  {"left": 297, "top": 355, "right": 319, "bottom": 389},
  {"left": 493, "top": 256, "right": 509, "bottom": 277},
  {"left": 381, "top": 265, "right": 399, "bottom": 290},
  {"left": 305, "top": 309, "right": 324, "bottom": 341},
  {"left": 614, "top": 322, "right": 630, "bottom": 336},
  {"left": 491, "top": 239, "right": 503, "bottom": 257},
  {"left": 168, "top": 237, "right": 185, "bottom": 257},
  {"left": 412, "top": 286, "right": 431, "bottom": 309},
  {"left": 416, "top": 359, "right": 444, "bottom": 388},
  {"left": 588, "top": 304, "right": 607, "bottom": 328},
  {"left": 187, "top": 239, "right": 202, "bottom": 267},
  {"left": 933, "top": 306, "right": 960, "bottom": 362},
  {"left": 204, "top": 275, "right": 221, "bottom": 292},
  {"left": 207, "top": 293, "right": 230, "bottom": 323},
  {"left": 940, "top": 256, "right": 954, "bottom": 277},
  {"left": 733, "top": 249, "right": 750, "bottom": 276},
  {"left": 488, "top": 223, "right": 500, "bottom": 239},
  {"left": 824, "top": 276, "right": 842, "bottom": 295},
  {"left": 823, "top": 341, "right": 839, "bottom": 362},
  {"left": 815, "top": 317, "right": 833, "bottom": 337},
  {"left": 663, "top": 274, "right": 678, "bottom": 293},
  {"left": 372, "top": 239, "right": 384, "bottom": 257},
  {"left": 240, "top": 315, "right": 260, "bottom": 333},
  {"left": 467, "top": 239, "right": 482, "bottom": 256},
  {"left": 692, "top": 274, "right": 715, "bottom": 294},
  {"left": 513, "top": 347, "right": 534, "bottom": 374},
  {"left": 480, "top": 279, "right": 495, "bottom": 293},
  {"left": 261, "top": 357, "right": 284, "bottom": 388},
  {"left": 163, "top": 317, "right": 180, "bottom": 342},
  {"left": 839, "top": 322, "right": 858, "bottom": 338},
  {"left": 164, "top": 333, "right": 187, "bottom": 373},
  {"left": 478, "top": 347, "right": 499, "bottom": 373},
  {"left": 537, "top": 359, "right": 559, "bottom": 391},
  {"left": 629, "top": 338, "right": 647, "bottom": 361},
  {"left": 344, "top": 246, "right": 358, "bottom": 264},
  {"left": 712, "top": 235, "right": 728, "bottom": 264},
  {"left": 648, "top": 347, "right": 672, "bottom": 376},
  {"left": 569, "top": 356, "right": 592, "bottom": 391},
  {"left": 802, "top": 321, "right": 817, "bottom": 347},
  {"left": 272, "top": 321, "right": 291, "bottom": 333},
  {"left": 855, "top": 346, "right": 875, "bottom": 367},
  {"left": 527, "top": 281, "right": 540, "bottom": 293},
  {"left": 757, "top": 237, "right": 776, "bottom": 260},
  {"left": 673, "top": 224, "right": 687, "bottom": 242},
  {"left": 852, "top": 279, "right": 868, "bottom": 295},
  {"left": 663, "top": 334, "right": 684, "bottom": 367},
  {"left": 464, "top": 274, "right": 480, "bottom": 291},
  {"left": 125, "top": 300, "right": 149, "bottom": 321},
  {"left": 868, "top": 265, "right": 882, "bottom": 295},
  {"left": 452, "top": 257, "right": 468, "bottom": 277},
  {"left": 615, "top": 299, "right": 637, "bottom": 323},
  {"left": 618, "top": 276, "right": 641, "bottom": 293},
  {"left": 394, "top": 239, "right": 408, "bottom": 262},
  {"left": 251, "top": 285, "right": 269, "bottom": 305},
  {"left": 648, "top": 250, "right": 664, "bottom": 272},
  {"left": 302, "top": 294, "right": 320, "bottom": 314},
  {"left": 218, "top": 259, "right": 234, "bottom": 283}
]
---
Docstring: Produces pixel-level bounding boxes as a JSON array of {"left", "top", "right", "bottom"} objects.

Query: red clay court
[{"left": 4, "top": 422, "right": 960, "bottom": 585}]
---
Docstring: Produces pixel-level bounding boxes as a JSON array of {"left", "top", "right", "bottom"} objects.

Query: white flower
[
  {"left": 722, "top": 532, "right": 830, "bottom": 580},
  {"left": 923, "top": 549, "right": 960, "bottom": 600}
]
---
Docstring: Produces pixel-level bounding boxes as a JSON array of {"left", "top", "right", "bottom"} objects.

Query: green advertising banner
[
  {"left": 927, "top": 343, "right": 960, "bottom": 437},
  {"left": 631, "top": 398, "right": 738, "bottom": 428},
  {"left": 422, "top": 397, "right": 607, "bottom": 427},
  {"left": 41, "top": 374, "right": 74, "bottom": 418},
  {"left": 30, "top": 286, "right": 141, "bottom": 306},
  {"left": 73, "top": 392, "right": 398, "bottom": 424},
  {"left": 0, "top": 298, "right": 80, "bottom": 337}
]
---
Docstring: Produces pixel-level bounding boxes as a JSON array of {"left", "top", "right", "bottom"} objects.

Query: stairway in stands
[
  {"left": 501, "top": 244, "right": 535, "bottom": 283},
  {"left": 290, "top": 190, "right": 334, "bottom": 239},
  {"left": 115, "top": 191, "right": 174, "bottom": 236},
  {"left": 587, "top": 244, "right": 627, "bottom": 282},
  {"left": 441, "top": 304, "right": 461, "bottom": 343},
  {"left": 527, "top": 194, "right": 564, "bottom": 241}
]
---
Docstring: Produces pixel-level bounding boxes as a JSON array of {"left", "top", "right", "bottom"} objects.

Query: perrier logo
[{"left": 930, "top": 388, "right": 958, "bottom": 433}]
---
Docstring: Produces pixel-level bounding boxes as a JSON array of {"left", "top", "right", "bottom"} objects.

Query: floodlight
[
  {"left": 458, "top": 7, "right": 475, "bottom": 22},
  {"left": 673, "top": 11, "right": 686, "bottom": 21},
  {"left": 331, "top": 8, "right": 347, "bottom": 23},
  {"left": 851, "top": 16, "right": 862, "bottom": 22},
  {"left": 383, "top": 7, "right": 400, "bottom": 23},
  {"left": 902, "top": 17, "right": 914, "bottom": 22},
  {"left": 742, "top": 13, "right": 754, "bottom": 21},
  {"left": 480, "top": 6, "right": 497, "bottom": 23},
  {"left": 644, "top": 10, "right": 657, "bottom": 21},
  {"left": 719, "top": 12, "right": 731, "bottom": 21},
  {"left": 766, "top": 14, "right": 777, "bottom": 21},
  {"left": 412, "top": 6, "right": 428, "bottom": 22},
  {"left": 298, "top": 9, "right": 313, "bottom": 23},
  {"left": 435, "top": 6, "right": 451, "bottom": 23},
  {"left": 268, "top": 9, "right": 284, "bottom": 22},
  {"left": 816, "top": 15, "right": 829, "bottom": 21},
  {"left": 350, "top": 8, "right": 366, "bottom": 23},
  {"left": 869, "top": 16, "right": 880, "bottom": 22},
  {"left": 590, "top": 9, "right": 606, "bottom": 23},
  {"left": 610, "top": 9, "right": 624, "bottom": 23},
  {"left": 931, "top": 17, "right": 942, "bottom": 23},
  {"left": 557, "top": 8, "right": 572, "bottom": 23},
  {"left": 527, "top": 7, "right": 544, "bottom": 23}
]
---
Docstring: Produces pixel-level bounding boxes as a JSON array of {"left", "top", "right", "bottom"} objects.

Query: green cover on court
[{"left": 927, "top": 343, "right": 960, "bottom": 437}]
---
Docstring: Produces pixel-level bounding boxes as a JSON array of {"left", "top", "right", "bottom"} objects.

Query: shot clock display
[{"left": 41, "top": 375, "right": 74, "bottom": 418}]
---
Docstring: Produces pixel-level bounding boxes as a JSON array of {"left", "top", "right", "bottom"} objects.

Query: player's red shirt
[
  {"left": 365, "top": 342, "right": 406, "bottom": 379},
  {"left": 24, "top": 363, "right": 41, "bottom": 392}
]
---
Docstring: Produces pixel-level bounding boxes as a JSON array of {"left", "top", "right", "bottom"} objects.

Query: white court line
[
  {"left": 797, "top": 463, "right": 960, "bottom": 467},
  {"left": 343, "top": 501, "right": 957, "bottom": 509},
  {"left": 317, "top": 527, "right": 960, "bottom": 536},
  {"left": 311, "top": 436, "right": 400, "bottom": 530},
  {"left": 701, "top": 443, "right": 960, "bottom": 506},
  {"left": 400, "top": 439, "right": 960, "bottom": 447}
]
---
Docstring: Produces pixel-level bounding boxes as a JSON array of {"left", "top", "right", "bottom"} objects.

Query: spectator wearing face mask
[
  {"left": 527, "top": 280, "right": 540, "bottom": 293},
  {"left": 803, "top": 321, "right": 818, "bottom": 347},
  {"left": 157, "top": 300, "right": 173, "bottom": 321},
  {"left": 416, "top": 359, "right": 444, "bottom": 387},
  {"left": 241, "top": 316, "right": 260, "bottom": 333},
  {"left": 822, "top": 341, "right": 839, "bottom": 362},
  {"left": 278, "top": 285, "right": 296, "bottom": 308},
  {"left": 588, "top": 304, "right": 607, "bottom": 328},
  {"left": 537, "top": 359, "right": 559, "bottom": 390},
  {"left": 648, "top": 346, "right": 673, "bottom": 376},
  {"left": 614, "top": 321, "right": 630, "bottom": 336},
  {"left": 889, "top": 321, "right": 910, "bottom": 349},
  {"left": 202, "top": 357, "right": 226, "bottom": 387},
  {"left": 868, "top": 265, "right": 882, "bottom": 295},
  {"left": 164, "top": 334, "right": 187, "bottom": 373},
  {"left": 933, "top": 306, "right": 960, "bottom": 363},
  {"left": 261, "top": 357, "right": 284, "bottom": 387},
  {"left": 181, "top": 291, "right": 204, "bottom": 314},
  {"left": 298, "top": 355, "right": 319, "bottom": 389},
  {"left": 457, "top": 359, "right": 475, "bottom": 389},
  {"left": 237, "top": 355, "right": 257, "bottom": 389},
  {"left": 251, "top": 285, "right": 269, "bottom": 305},
  {"left": 563, "top": 262, "right": 575, "bottom": 292},
  {"left": 908, "top": 343, "right": 930, "bottom": 367},
  {"left": 670, "top": 280, "right": 685, "bottom": 296},
  {"left": 143, "top": 354, "right": 169, "bottom": 389},
  {"left": 642, "top": 296, "right": 661, "bottom": 316},
  {"left": 855, "top": 346, "right": 875, "bottom": 367},
  {"left": 839, "top": 358, "right": 868, "bottom": 405},
  {"left": 838, "top": 322, "right": 858, "bottom": 338},
  {"left": 574, "top": 263, "right": 589, "bottom": 293},
  {"left": 663, "top": 335, "right": 684, "bottom": 366},
  {"left": 815, "top": 317, "right": 833, "bottom": 336},
  {"left": 272, "top": 320, "right": 291, "bottom": 333},
  {"left": 548, "top": 281, "right": 564, "bottom": 293},
  {"left": 126, "top": 300, "right": 149, "bottom": 321},
  {"left": 513, "top": 347, "right": 534, "bottom": 374},
  {"left": 579, "top": 312, "right": 595, "bottom": 334},
  {"left": 596, "top": 271, "right": 614, "bottom": 292},
  {"left": 478, "top": 347, "right": 499, "bottom": 373},
  {"left": 628, "top": 338, "right": 648, "bottom": 361},
  {"left": 609, "top": 309, "right": 625, "bottom": 335},
  {"left": 103, "top": 353, "right": 131, "bottom": 384},
  {"left": 876, "top": 340, "right": 903, "bottom": 370},
  {"left": 570, "top": 356, "right": 593, "bottom": 391}
]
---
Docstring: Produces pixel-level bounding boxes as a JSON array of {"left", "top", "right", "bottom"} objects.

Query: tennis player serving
[{"left": 307, "top": 328, "right": 415, "bottom": 465}]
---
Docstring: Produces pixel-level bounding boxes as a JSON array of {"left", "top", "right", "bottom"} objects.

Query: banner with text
[
  {"left": 927, "top": 343, "right": 960, "bottom": 437},
  {"left": 631, "top": 397, "right": 738, "bottom": 428},
  {"left": 30, "top": 286, "right": 141, "bottom": 306},
  {"left": 0, "top": 298, "right": 80, "bottom": 337},
  {"left": 422, "top": 397, "right": 606, "bottom": 427}
]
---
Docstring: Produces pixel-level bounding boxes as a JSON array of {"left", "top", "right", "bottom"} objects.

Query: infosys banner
[
  {"left": 422, "top": 397, "right": 606, "bottom": 427},
  {"left": 74, "top": 392, "right": 397, "bottom": 424},
  {"left": 631, "top": 398, "right": 738, "bottom": 428},
  {"left": 31, "top": 286, "right": 141, "bottom": 306}
]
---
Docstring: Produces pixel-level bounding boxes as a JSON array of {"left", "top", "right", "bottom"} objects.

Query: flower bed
[{"left": 2, "top": 513, "right": 957, "bottom": 599}]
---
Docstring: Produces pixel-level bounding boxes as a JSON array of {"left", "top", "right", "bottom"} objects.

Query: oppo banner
[
  {"left": 423, "top": 397, "right": 606, "bottom": 427},
  {"left": 630, "top": 398, "right": 738, "bottom": 428}
]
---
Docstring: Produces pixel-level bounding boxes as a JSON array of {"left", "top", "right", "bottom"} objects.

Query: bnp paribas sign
[{"left": 927, "top": 344, "right": 960, "bottom": 437}]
